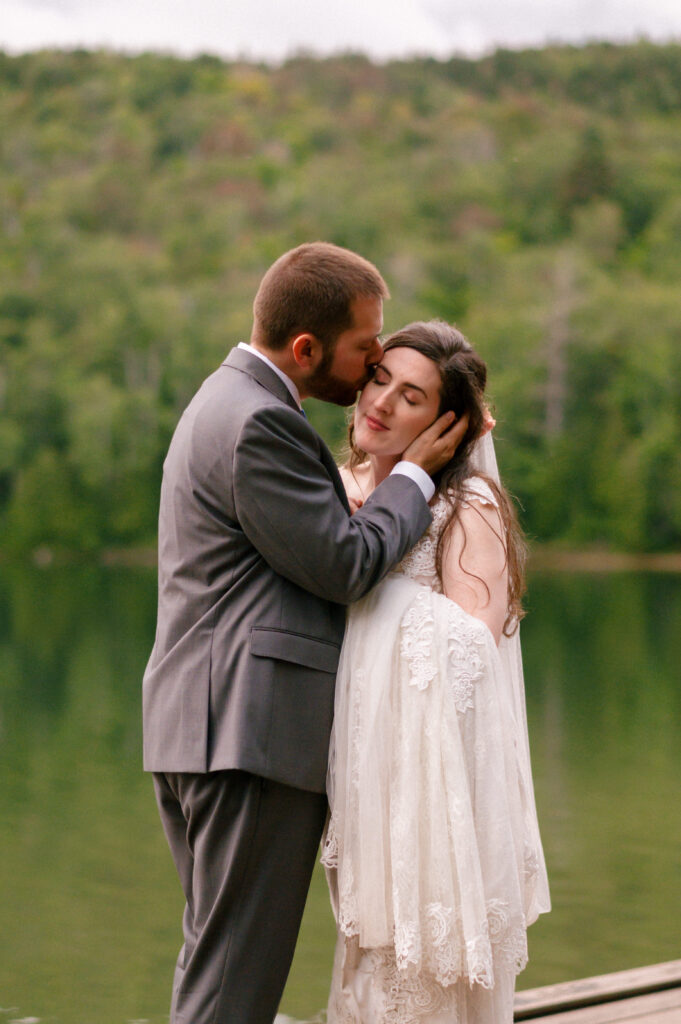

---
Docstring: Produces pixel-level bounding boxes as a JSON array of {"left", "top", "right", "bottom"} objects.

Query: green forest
[{"left": 1, "top": 42, "right": 681, "bottom": 555}]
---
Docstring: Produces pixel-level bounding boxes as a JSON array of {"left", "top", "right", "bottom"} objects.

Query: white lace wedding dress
[{"left": 322, "top": 476, "right": 550, "bottom": 1024}]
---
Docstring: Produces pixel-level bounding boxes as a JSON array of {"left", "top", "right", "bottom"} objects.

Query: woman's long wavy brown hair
[{"left": 345, "top": 320, "right": 526, "bottom": 636}]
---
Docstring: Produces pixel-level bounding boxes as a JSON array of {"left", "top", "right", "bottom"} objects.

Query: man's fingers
[
  {"left": 438, "top": 411, "right": 469, "bottom": 445},
  {"left": 430, "top": 410, "right": 456, "bottom": 438},
  {"left": 401, "top": 410, "right": 470, "bottom": 475},
  {"left": 428, "top": 411, "right": 470, "bottom": 443},
  {"left": 450, "top": 411, "right": 469, "bottom": 444}
]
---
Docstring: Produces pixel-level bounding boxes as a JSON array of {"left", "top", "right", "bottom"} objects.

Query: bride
[{"left": 322, "top": 321, "right": 550, "bottom": 1023}]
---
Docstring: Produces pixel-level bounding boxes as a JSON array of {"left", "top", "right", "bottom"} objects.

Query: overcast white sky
[{"left": 2, "top": 0, "right": 681, "bottom": 61}]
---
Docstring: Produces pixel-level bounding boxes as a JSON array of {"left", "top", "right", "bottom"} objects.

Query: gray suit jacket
[{"left": 143, "top": 347, "right": 432, "bottom": 792}]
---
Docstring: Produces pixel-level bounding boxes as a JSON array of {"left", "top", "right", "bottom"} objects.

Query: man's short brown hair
[{"left": 252, "top": 242, "right": 389, "bottom": 351}]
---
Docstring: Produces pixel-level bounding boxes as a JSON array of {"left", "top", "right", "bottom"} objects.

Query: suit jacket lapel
[
  {"left": 317, "top": 437, "right": 350, "bottom": 512},
  {"left": 224, "top": 347, "right": 350, "bottom": 512},
  {"left": 224, "top": 347, "right": 301, "bottom": 413}
]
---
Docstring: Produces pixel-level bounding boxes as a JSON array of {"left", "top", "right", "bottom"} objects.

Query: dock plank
[
  {"left": 518, "top": 987, "right": 681, "bottom": 1023},
  {"left": 514, "top": 961, "right": 681, "bottom": 1022}
]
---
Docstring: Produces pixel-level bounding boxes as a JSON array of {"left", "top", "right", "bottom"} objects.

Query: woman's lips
[{"left": 366, "top": 414, "right": 389, "bottom": 432}]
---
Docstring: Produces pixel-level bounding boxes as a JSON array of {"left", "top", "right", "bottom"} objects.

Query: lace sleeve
[{"left": 461, "top": 476, "right": 498, "bottom": 509}]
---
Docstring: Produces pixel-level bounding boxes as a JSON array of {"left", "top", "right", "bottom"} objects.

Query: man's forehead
[{"left": 350, "top": 295, "right": 383, "bottom": 331}]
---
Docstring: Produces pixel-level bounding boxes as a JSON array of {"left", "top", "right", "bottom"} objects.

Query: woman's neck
[{"left": 368, "top": 454, "right": 400, "bottom": 490}]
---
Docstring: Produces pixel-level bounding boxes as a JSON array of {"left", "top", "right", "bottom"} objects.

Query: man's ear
[{"left": 291, "top": 333, "right": 323, "bottom": 370}]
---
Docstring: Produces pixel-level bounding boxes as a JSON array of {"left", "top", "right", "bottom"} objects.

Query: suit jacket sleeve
[{"left": 232, "top": 403, "right": 432, "bottom": 605}]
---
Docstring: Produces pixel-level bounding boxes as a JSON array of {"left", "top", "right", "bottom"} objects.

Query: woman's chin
[
  {"left": 355, "top": 429, "right": 407, "bottom": 461},
  {"left": 354, "top": 431, "right": 378, "bottom": 455}
]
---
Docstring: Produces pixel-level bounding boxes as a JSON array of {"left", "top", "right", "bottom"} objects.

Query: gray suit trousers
[{"left": 154, "top": 770, "right": 328, "bottom": 1024}]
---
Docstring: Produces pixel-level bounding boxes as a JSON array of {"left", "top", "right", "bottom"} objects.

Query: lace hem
[
  {"left": 324, "top": 808, "right": 529, "bottom": 988},
  {"left": 387, "top": 897, "right": 526, "bottom": 989}
]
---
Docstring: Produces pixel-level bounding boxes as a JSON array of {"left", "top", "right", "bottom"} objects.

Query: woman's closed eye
[
  {"left": 370, "top": 363, "right": 428, "bottom": 408},
  {"left": 373, "top": 378, "right": 419, "bottom": 406}
]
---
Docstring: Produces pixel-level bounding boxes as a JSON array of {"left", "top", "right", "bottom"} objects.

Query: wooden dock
[{"left": 514, "top": 960, "right": 681, "bottom": 1023}]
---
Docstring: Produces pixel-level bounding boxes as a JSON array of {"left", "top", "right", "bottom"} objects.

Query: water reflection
[
  {"left": 0, "top": 566, "right": 679, "bottom": 1022},
  {"left": 0, "top": 564, "right": 178, "bottom": 1024},
  {"left": 517, "top": 573, "right": 681, "bottom": 986}
]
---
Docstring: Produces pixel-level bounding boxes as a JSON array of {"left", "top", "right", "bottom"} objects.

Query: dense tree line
[{"left": 1, "top": 43, "right": 680, "bottom": 553}]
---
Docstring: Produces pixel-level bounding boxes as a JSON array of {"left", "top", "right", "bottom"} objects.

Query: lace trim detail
[
  {"left": 396, "top": 498, "right": 449, "bottom": 591},
  {"left": 321, "top": 818, "right": 338, "bottom": 869},
  {"left": 371, "top": 953, "right": 450, "bottom": 1023},
  {"left": 400, "top": 590, "right": 436, "bottom": 690},
  {"left": 487, "top": 898, "right": 529, "bottom": 975},
  {"left": 460, "top": 476, "right": 498, "bottom": 510},
  {"left": 446, "top": 602, "right": 486, "bottom": 714},
  {"left": 399, "top": 589, "right": 487, "bottom": 713},
  {"left": 338, "top": 858, "right": 359, "bottom": 938},
  {"left": 425, "top": 902, "right": 459, "bottom": 986},
  {"left": 388, "top": 898, "right": 520, "bottom": 991},
  {"left": 395, "top": 920, "right": 421, "bottom": 969},
  {"left": 321, "top": 814, "right": 361, "bottom": 940},
  {"left": 393, "top": 898, "right": 526, "bottom": 990}
]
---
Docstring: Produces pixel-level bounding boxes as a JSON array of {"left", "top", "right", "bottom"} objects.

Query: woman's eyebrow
[
  {"left": 376, "top": 364, "right": 428, "bottom": 398},
  {"left": 402, "top": 380, "right": 428, "bottom": 397}
]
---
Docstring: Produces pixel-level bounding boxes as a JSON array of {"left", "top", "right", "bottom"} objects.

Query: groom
[{"left": 143, "top": 242, "right": 465, "bottom": 1024}]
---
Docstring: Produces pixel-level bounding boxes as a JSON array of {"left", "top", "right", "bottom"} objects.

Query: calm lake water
[{"left": 0, "top": 564, "right": 679, "bottom": 1023}]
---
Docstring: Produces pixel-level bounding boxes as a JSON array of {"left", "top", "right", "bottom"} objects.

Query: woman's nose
[{"left": 373, "top": 388, "right": 393, "bottom": 412}]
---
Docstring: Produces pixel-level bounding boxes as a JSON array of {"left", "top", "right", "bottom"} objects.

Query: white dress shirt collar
[{"left": 237, "top": 342, "right": 302, "bottom": 409}]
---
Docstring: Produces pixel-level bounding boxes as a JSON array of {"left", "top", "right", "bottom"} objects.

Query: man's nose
[{"left": 368, "top": 337, "right": 383, "bottom": 364}]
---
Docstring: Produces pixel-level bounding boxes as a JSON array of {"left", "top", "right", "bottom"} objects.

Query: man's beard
[{"left": 306, "top": 348, "right": 371, "bottom": 407}]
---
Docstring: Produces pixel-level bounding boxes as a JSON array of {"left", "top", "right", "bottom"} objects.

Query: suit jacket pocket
[{"left": 249, "top": 627, "right": 340, "bottom": 673}]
